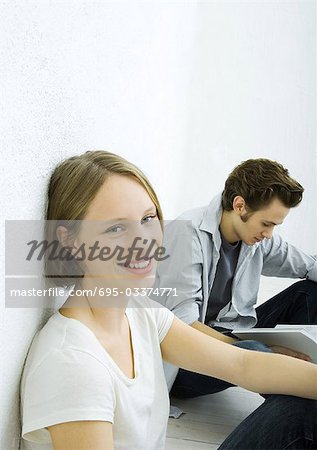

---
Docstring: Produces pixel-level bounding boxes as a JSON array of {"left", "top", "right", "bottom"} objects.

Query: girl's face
[{"left": 72, "top": 174, "right": 162, "bottom": 292}]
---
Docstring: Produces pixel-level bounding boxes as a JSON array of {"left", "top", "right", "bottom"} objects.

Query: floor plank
[{"left": 166, "top": 388, "right": 263, "bottom": 448}]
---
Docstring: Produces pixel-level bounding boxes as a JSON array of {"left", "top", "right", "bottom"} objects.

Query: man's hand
[{"left": 269, "top": 345, "right": 312, "bottom": 362}]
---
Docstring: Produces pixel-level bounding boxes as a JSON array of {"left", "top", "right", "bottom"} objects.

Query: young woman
[{"left": 20, "top": 151, "right": 317, "bottom": 450}]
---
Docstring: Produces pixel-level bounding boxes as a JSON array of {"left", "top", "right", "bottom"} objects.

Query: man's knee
[
  {"left": 265, "top": 395, "right": 317, "bottom": 422},
  {"left": 291, "top": 279, "right": 317, "bottom": 296},
  {"left": 233, "top": 339, "right": 272, "bottom": 353}
]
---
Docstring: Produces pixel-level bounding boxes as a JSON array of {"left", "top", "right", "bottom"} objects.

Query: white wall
[
  {"left": 177, "top": 1, "right": 316, "bottom": 254},
  {"left": 1, "top": 1, "right": 316, "bottom": 449}
]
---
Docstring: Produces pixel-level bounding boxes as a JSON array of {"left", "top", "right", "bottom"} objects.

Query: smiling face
[
  {"left": 230, "top": 196, "right": 290, "bottom": 245},
  {"left": 60, "top": 174, "right": 163, "bottom": 291}
]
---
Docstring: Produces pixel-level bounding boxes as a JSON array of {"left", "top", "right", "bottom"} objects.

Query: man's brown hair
[{"left": 222, "top": 158, "right": 304, "bottom": 212}]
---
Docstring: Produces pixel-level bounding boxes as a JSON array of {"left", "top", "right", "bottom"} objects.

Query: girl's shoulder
[
  {"left": 127, "top": 295, "right": 174, "bottom": 341},
  {"left": 22, "top": 311, "right": 110, "bottom": 381}
]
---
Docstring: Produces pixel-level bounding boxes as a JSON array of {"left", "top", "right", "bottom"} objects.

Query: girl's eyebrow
[
  {"left": 100, "top": 207, "right": 157, "bottom": 223},
  {"left": 143, "top": 206, "right": 157, "bottom": 214}
]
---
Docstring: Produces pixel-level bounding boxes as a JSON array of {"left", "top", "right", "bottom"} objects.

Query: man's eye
[
  {"left": 105, "top": 225, "right": 125, "bottom": 233},
  {"left": 141, "top": 214, "right": 157, "bottom": 224}
]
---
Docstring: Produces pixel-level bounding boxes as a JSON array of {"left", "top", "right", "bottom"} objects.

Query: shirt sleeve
[
  {"left": 261, "top": 233, "right": 317, "bottom": 281},
  {"left": 21, "top": 348, "right": 116, "bottom": 444},
  {"left": 149, "top": 219, "right": 202, "bottom": 325},
  {"left": 142, "top": 296, "right": 175, "bottom": 343}
]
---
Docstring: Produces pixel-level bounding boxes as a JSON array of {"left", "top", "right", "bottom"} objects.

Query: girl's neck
[{"left": 59, "top": 281, "right": 129, "bottom": 335}]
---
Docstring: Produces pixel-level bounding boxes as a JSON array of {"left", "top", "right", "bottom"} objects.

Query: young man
[{"left": 153, "top": 158, "right": 317, "bottom": 396}]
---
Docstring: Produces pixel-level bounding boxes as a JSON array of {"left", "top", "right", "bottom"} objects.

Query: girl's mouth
[{"left": 117, "top": 257, "right": 154, "bottom": 274}]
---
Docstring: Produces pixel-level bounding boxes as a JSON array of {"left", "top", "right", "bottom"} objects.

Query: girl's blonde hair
[{"left": 44, "top": 150, "right": 163, "bottom": 288}]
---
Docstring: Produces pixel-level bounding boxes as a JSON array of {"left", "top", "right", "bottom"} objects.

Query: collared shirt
[{"left": 152, "top": 192, "right": 317, "bottom": 390}]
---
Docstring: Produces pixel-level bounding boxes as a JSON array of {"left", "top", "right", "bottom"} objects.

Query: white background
[{"left": 1, "top": 1, "right": 316, "bottom": 448}]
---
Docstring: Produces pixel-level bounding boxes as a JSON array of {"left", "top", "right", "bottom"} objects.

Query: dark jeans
[
  {"left": 170, "top": 280, "right": 317, "bottom": 449},
  {"left": 218, "top": 395, "right": 317, "bottom": 450},
  {"left": 171, "top": 280, "right": 317, "bottom": 398}
]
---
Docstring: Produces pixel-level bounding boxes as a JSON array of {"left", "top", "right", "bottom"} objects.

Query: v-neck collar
[{"left": 55, "top": 304, "right": 139, "bottom": 385}]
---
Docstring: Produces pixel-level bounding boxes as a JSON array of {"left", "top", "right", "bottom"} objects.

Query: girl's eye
[
  {"left": 262, "top": 223, "right": 271, "bottom": 228},
  {"left": 104, "top": 225, "right": 125, "bottom": 234},
  {"left": 141, "top": 214, "right": 157, "bottom": 224}
]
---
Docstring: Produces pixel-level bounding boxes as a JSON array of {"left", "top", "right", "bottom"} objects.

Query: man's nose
[{"left": 261, "top": 228, "right": 273, "bottom": 239}]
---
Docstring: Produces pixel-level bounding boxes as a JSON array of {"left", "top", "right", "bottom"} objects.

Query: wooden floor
[{"left": 166, "top": 387, "right": 263, "bottom": 449}]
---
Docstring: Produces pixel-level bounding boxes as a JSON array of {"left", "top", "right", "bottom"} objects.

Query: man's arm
[
  {"left": 155, "top": 223, "right": 310, "bottom": 360},
  {"left": 154, "top": 219, "right": 239, "bottom": 343},
  {"left": 262, "top": 233, "right": 317, "bottom": 281},
  {"left": 191, "top": 320, "right": 237, "bottom": 344},
  {"left": 151, "top": 220, "right": 203, "bottom": 324}
]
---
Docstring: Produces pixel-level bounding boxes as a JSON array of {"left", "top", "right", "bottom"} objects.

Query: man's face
[{"left": 232, "top": 197, "right": 290, "bottom": 245}]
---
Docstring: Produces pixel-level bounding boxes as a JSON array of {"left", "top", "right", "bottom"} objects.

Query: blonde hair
[{"left": 44, "top": 150, "right": 163, "bottom": 288}]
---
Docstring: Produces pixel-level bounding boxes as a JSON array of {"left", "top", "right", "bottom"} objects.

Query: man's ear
[
  {"left": 232, "top": 196, "right": 246, "bottom": 214},
  {"left": 56, "top": 226, "right": 78, "bottom": 255}
]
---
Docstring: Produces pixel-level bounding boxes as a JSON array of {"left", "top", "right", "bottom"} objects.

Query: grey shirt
[{"left": 205, "top": 233, "right": 241, "bottom": 324}]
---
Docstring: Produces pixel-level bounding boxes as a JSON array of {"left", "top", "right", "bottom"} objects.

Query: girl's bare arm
[{"left": 161, "top": 316, "right": 317, "bottom": 400}]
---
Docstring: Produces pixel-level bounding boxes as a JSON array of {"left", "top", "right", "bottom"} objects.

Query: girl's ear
[{"left": 56, "top": 226, "right": 78, "bottom": 255}]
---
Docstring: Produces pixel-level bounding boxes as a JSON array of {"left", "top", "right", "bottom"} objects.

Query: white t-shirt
[{"left": 20, "top": 295, "right": 175, "bottom": 450}]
